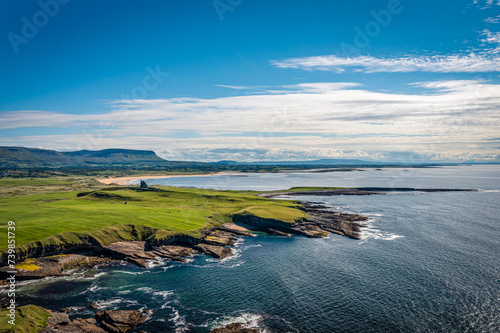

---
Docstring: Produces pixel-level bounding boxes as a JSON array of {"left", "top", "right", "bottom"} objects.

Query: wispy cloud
[
  {"left": 215, "top": 84, "right": 253, "bottom": 90},
  {"left": 474, "top": 0, "right": 500, "bottom": 9},
  {"left": 485, "top": 15, "right": 500, "bottom": 24},
  {"left": 482, "top": 29, "right": 500, "bottom": 45},
  {"left": 271, "top": 54, "right": 500, "bottom": 73}
]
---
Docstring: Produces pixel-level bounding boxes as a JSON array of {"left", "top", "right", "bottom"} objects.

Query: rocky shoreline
[{"left": 0, "top": 199, "right": 368, "bottom": 281}]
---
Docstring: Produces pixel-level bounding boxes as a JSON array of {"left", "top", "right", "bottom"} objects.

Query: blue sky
[{"left": 1, "top": 0, "right": 500, "bottom": 162}]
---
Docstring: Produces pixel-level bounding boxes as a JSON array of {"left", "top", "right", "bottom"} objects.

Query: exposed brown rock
[
  {"left": 210, "top": 322, "right": 262, "bottom": 333},
  {"left": 151, "top": 245, "right": 195, "bottom": 262},
  {"left": 202, "top": 230, "right": 237, "bottom": 246},
  {"left": 72, "top": 318, "right": 107, "bottom": 333},
  {"left": 103, "top": 241, "right": 153, "bottom": 259},
  {"left": 218, "top": 223, "right": 254, "bottom": 237},
  {"left": 233, "top": 201, "right": 368, "bottom": 240},
  {"left": 96, "top": 310, "right": 147, "bottom": 333},
  {"left": 0, "top": 254, "right": 110, "bottom": 280},
  {"left": 41, "top": 311, "right": 107, "bottom": 333},
  {"left": 194, "top": 243, "right": 233, "bottom": 259}
]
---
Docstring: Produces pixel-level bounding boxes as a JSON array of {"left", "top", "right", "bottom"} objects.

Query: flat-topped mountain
[{"left": 0, "top": 146, "right": 166, "bottom": 167}]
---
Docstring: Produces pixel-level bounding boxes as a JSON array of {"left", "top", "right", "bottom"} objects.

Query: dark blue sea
[{"left": 15, "top": 166, "right": 500, "bottom": 332}]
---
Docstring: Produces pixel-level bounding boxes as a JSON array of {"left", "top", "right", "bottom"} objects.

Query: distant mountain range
[{"left": 215, "top": 158, "right": 376, "bottom": 165}]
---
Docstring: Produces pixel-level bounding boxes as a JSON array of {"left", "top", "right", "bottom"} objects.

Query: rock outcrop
[
  {"left": 95, "top": 310, "right": 148, "bottom": 332},
  {"left": 39, "top": 309, "right": 148, "bottom": 333},
  {"left": 0, "top": 254, "right": 109, "bottom": 280},
  {"left": 233, "top": 202, "right": 368, "bottom": 240},
  {"left": 102, "top": 241, "right": 156, "bottom": 268},
  {"left": 151, "top": 244, "right": 196, "bottom": 262},
  {"left": 194, "top": 243, "right": 233, "bottom": 259},
  {"left": 210, "top": 322, "right": 262, "bottom": 333},
  {"left": 41, "top": 310, "right": 106, "bottom": 332}
]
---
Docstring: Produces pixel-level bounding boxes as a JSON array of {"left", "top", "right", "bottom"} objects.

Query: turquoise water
[{"left": 15, "top": 166, "right": 500, "bottom": 332}]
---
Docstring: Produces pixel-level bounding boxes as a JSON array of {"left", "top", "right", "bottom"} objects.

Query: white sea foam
[
  {"left": 165, "top": 305, "right": 189, "bottom": 333},
  {"left": 153, "top": 290, "right": 174, "bottom": 300},
  {"left": 233, "top": 238, "right": 245, "bottom": 247},
  {"left": 137, "top": 287, "right": 154, "bottom": 293},
  {"left": 205, "top": 313, "right": 265, "bottom": 331},
  {"left": 144, "top": 256, "right": 168, "bottom": 268},
  {"left": 89, "top": 297, "right": 138, "bottom": 309},
  {"left": 117, "top": 270, "right": 145, "bottom": 275},
  {"left": 88, "top": 284, "right": 105, "bottom": 292},
  {"left": 360, "top": 228, "right": 404, "bottom": 241},
  {"left": 92, "top": 272, "right": 107, "bottom": 278}
]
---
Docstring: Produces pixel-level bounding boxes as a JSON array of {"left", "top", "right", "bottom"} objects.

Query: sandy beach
[{"left": 97, "top": 173, "right": 229, "bottom": 185}]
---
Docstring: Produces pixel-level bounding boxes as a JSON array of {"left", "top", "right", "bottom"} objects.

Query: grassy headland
[
  {"left": 0, "top": 304, "right": 52, "bottom": 332},
  {"left": 0, "top": 177, "right": 306, "bottom": 261}
]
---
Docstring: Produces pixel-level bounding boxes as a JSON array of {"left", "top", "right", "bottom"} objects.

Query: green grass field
[
  {"left": 0, "top": 305, "right": 51, "bottom": 332},
  {"left": 0, "top": 178, "right": 306, "bottom": 254}
]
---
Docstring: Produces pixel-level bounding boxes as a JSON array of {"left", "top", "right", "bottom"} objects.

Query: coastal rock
[
  {"left": 41, "top": 310, "right": 107, "bottom": 333},
  {"left": 201, "top": 230, "right": 237, "bottom": 246},
  {"left": 103, "top": 241, "right": 154, "bottom": 260},
  {"left": 103, "top": 241, "right": 157, "bottom": 267},
  {"left": 217, "top": 223, "right": 254, "bottom": 237},
  {"left": 0, "top": 254, "right": 109, "bottom": 280},
  {"left": 72, "top": 318, "right": 107, "bottom": 332},
  {"left": 210, "top": 322, "right": 262, "bottom": 333},
  {"left": 302, "top": 202, "right": 368, "bottom": 239},
  {"left": 233, "top": 203, "right": 368, "bottom": 240},
  {"left": 151, "top": 245, "right": 196, "bottom": 262},
  {"left": 194, "top": 243, "right": 233, "bottom": 259},
  {"left": 95, "top": 310, "right": 147, "bottom": 333}
]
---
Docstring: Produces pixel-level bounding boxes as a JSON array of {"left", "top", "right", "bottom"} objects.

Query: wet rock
[
  {"left": 266, "top": 228, "right": 292, "bottom": 237},
  {"left": 103, "top": 241, "right": 157, "bottom": 267},
  {"left": 72, "top": 318, "right": 107, "bottom": 332},
  {"left": 0, "top": 254, "right": 109, "bottom": 280},
  {"left": 124, "top": 257, "right": 149, "bottom": 268},
  {"left": 194, "top": 243, "right": 233, "bottom": 259},
  {"left": 41, "top": 311, "right": 108, "bottom": 333},
  {"left": 95, "top": 310, "right": 147, "bottom": 333},
  {"left": 151, "top": 245, "right": 195, "bottom": 262},
  {"left": 210, "top": 322, "right": 262, "bottom": 333},
  {"left": 103, "top": 241, "right": 151, "bottom": 259}
]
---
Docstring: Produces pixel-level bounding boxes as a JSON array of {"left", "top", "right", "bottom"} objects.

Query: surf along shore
[{"left": 0, "top": 177, "right": 477, "bottom": 332}]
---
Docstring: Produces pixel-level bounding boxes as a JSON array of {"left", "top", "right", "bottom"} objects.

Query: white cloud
[
  {"left": 485, "top": 15, "right": 500, "bottom": 24},
  {"left": 215, "top": 84, "right": 253, "bottom": 90},
  {"left": 1, "top": 80, "right": 500, "bottom": 162},
  {"left": 271, "top": 54, "right": 500, "bottom": 73},
  {"left": 474, "top": 0, "right": 500, "bottom": 9},
  {"left": 482, "top": 29, "right": 500, "bottom": 44}
]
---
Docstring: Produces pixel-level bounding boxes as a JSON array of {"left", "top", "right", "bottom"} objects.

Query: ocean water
[{"left": 14, "top": 165, "right": 500, "bottom": 332}]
